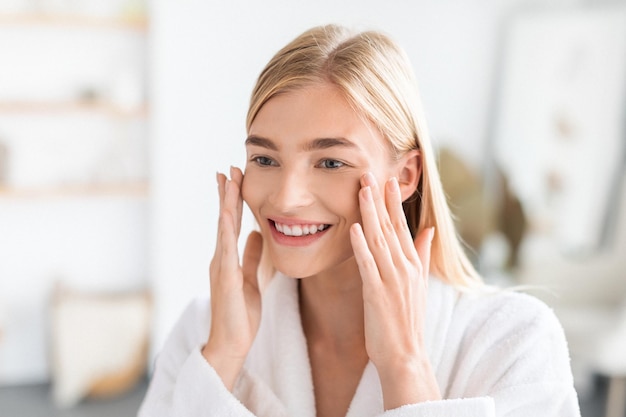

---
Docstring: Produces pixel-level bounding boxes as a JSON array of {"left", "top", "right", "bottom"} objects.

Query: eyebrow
[
  {"left": 245, "top": 135, "right": 278, "bottom": 150},
  {"left": 304, "top": 137, "right": 357, "bottom": 151},
  {"left": 245, "top": 135, "right": 358, "bottom": 152}
]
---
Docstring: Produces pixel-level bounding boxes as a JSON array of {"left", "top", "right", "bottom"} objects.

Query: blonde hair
[{"left": 247, "top": 24, "right": 482, "bottom": 288}]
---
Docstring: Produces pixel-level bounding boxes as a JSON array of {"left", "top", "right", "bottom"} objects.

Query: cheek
[
  {"left": 321, "top": 175, "right": 361, "bottom": 219},
  {"left": 241, "top": 170, "right": 260, "bottom": 208}
]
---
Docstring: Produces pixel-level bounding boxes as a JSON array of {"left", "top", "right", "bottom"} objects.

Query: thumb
[
  {"left": 242, "top": 231, "right": 263, "bottom": 292},
  {"left": 414, "top": 227, "right": 434, "bottom": 279}
]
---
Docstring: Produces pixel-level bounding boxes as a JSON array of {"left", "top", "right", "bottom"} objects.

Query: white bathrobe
[{"left": 138, "top": 274, "right": 581, "bottom": 417}]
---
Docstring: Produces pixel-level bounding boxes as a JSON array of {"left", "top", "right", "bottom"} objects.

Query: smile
[{"left": 273, "top": 221, "right": 330, "bottom": 237}]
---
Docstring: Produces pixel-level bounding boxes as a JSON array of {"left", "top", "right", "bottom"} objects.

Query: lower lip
[{"left": 268, "top": 221, "right": 330, "bottom": 247}]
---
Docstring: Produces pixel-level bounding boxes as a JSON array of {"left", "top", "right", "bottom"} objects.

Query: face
[{"left": 242, "top": 83, "right": 406, "bottom": 279}]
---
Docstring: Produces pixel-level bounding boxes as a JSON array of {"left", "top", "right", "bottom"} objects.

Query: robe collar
[{"left": 242, "top": 272, "right": 452, "bottom": 417}]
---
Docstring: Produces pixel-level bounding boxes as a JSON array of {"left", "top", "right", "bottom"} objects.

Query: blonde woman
[{"left": 139, "top": 25, "right": 580, "bottom": 417}]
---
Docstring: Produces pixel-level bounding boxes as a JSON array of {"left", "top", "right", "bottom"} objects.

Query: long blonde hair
[{"left": 247, "top": 24, "right": 482, "bottom": 288}]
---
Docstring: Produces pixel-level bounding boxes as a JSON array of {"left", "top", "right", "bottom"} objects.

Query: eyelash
[
  {"left": 316, "top": 159, "right": 346, "bottom": 169},
  {"left": 250, "top": 156, "right": 348, "bottom": 170},
  {"left": 251, "top": 156, "right": 277, "bottom": 167}
]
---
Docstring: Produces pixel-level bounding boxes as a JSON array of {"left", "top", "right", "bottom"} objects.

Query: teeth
[{"left": 274, "top": 221, "right": 328, "bottom": 236}]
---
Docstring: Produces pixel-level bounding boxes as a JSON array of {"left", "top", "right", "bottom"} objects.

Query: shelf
[
  {"left": 0, "top": 13, "right": 148, "bottom": 32},
  {"left": 0, "top": 101, "right": 148, "bottom": 118},
  {"left": 0, "top": 182, "right": 149, "bottom": 199}
]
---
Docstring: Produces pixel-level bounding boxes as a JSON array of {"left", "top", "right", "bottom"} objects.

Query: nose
[{"left": 268, "top": 169, "right": 314, "bottom": 213}]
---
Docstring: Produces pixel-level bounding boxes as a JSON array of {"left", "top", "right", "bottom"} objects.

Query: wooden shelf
[
  {"left": 0, "top": 13, "right": 148, "bottom": 31},
  {"left": 0, "top": 182, "right": 149, "bottom": 199},
  {"left": 0, "top": 12, "right": 150, "bottom": 202},
  {"left": 0, "top": 101, "right": 148, "bottom": 118}
]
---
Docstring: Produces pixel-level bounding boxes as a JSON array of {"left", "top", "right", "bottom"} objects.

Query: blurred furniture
[
  {"left": 594, "top": 303, "right": 626, "bottom": 417},
  {"left": 50, "top": 285, "right": 151, "bottom": 407},
  {"left": 516, "top": 171, "right": 626, "bottom": 403},
  {"left": 606, "top": 377, "right": 625, "bottom": 417},
  {"left": 438, "top": 146, "right": 526, "bottom": 271},
  {"left": 490, "top": 7, "right": 626, "bottom": 411},
  {"left": 492, "top": 8, "right": 626, "bottom": 257}
]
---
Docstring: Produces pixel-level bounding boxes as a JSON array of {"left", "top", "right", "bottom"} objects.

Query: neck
[{"left": 298, "top": 257, "right": 366, "bottom": 353}]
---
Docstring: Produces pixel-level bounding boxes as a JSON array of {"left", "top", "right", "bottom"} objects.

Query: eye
[
  {"left": 252, "top": 156, "right": 278, "bottom": 167},
  {"left": 318, "top": 159, "right": 345, "bottom": 169}
]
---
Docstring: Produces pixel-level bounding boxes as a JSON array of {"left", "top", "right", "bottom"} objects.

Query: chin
[
  {"left": 273, "top": 263, "right": 318, "bottom": 279},
  {"left": 267, "top": 251, "right": 321, "bottom": 278},
  {"left": 269, "top": 250, "right": 355, "bottom": 279}
]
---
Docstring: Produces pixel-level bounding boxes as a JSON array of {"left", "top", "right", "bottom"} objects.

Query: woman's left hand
[{"left": 350, "top": 172, "right": 441, "bottom": 409}]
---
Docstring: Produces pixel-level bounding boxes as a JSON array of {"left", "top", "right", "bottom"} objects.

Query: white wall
[{"left": 148, "top": 0, "right": 519, "bottom": 355}]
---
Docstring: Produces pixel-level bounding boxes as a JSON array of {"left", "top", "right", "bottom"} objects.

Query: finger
[
  {"left": 230, "top": 166, "right": 244, "bottom": 236},
  {"left": 212, "top": 172, "right": 243, "bottom": 290},
  {"left": 361, "top": 173, "right": 404, "bottom": 265},
  {"left": 211, "top": 210, "right": 231, "bottom": 287},
  {"left": 223, "top": 178, "right": 241, "bottom": 238},
  {"left": 385, "top": 177, "right": 416, "bottom": 261},
  {"left": 413, "top": 227, "right": 435, "bottom": 280},
  {"left": 361, "top": 172, "right": 407, "bottom": 268},
  {"left": 217, "top": 209, "right": 241, "bottom": 286},
  {"left": 358, "top": 184, "right": 395, "bottom": 280},
  {"left": 212, "top": 172, "right": 228, "bottom": 264},
  {"left": 242, "top": 231, "right": 263, "bottom": 294},
  {"left": 350, "top": 223, "right": 381, "bottom": 289},
  {"left": 217, "top": 172, "right": 227, "bottom": 210}
]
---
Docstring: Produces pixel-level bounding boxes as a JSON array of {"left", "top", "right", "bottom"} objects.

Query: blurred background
[{"left": 0, "top": 0, "right": 624, "bottom": 416}]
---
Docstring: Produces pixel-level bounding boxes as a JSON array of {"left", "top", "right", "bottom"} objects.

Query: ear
[{"left": 396, "top": 150, "right": 422, "bottom": 202}]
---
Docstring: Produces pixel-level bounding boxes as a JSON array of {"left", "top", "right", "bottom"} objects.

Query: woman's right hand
[{"left": 202, "top": 166, "right": 263, "bottom": 390}]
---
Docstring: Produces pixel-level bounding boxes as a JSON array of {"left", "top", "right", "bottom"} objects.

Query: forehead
[{"left": 247, "top": 83, "right": 388, "bottom": 154}]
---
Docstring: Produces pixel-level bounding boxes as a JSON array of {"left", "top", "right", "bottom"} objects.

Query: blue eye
[
  {"left": 320, "top": 159, "right": 344, "bottom": 169},
  {"left": 253, "top": 156, "right": 277, "bottom": 166}
]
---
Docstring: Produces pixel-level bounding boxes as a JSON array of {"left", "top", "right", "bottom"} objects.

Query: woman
[{"left": 139, "top": 24, "right": 580, "bottom": 417}]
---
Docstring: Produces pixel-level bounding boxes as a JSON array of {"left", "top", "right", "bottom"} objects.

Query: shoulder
[
  {"left": 461, "top": 285, "right": 563, "bottom": 337},
  {"left": 431, "top": 277, "right": 562, "bottom": 334},
  {"left": 441, "top": 279, "right": 572, "bottom": 377},
  {"left": 429, "top": 278, "right": 576, "bottom": 395},
  {"left": 429, "top": 277, "right": 570, "bottom": 367}
]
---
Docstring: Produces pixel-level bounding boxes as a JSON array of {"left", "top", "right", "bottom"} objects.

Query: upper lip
[{"left": 269, "top": 217, "right": 329, "bottom": 226}]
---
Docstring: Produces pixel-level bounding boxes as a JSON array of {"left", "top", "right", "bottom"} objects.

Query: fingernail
[
  {"left": 388, "top": 177, "right": 399, "bottom": 193},
  {"left": 229, "top": 166, "right": 235, "bottom": 179},
  {"left": 364, "top": 172, "right": 376, "bottom": 186}
]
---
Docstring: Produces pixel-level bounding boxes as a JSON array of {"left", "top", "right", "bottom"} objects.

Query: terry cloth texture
[{"left": 139, "top": 273, "right": 581, "bottom": 417}]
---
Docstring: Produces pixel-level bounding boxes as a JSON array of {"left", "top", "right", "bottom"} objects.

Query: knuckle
[
  {"left": 393, "top": 217, "right": 409, "bottom": 233},
  {"left": 357, "top": 250, "right": 378, "bottom": 274},
  {"left": 381, "top": 217, "right": 394, "bottom": 235},
  {"left": 372, "top": 233, "right": 387, "bottom": 250},
  {"left": 359, "top": 255, "right": 378, "bottom": 272},
  {"left": 406, "top": 249, "right": 419, "bottom": 262},
  {"left": 414, "top": 260, "right": 424, "bottom": 275}
]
